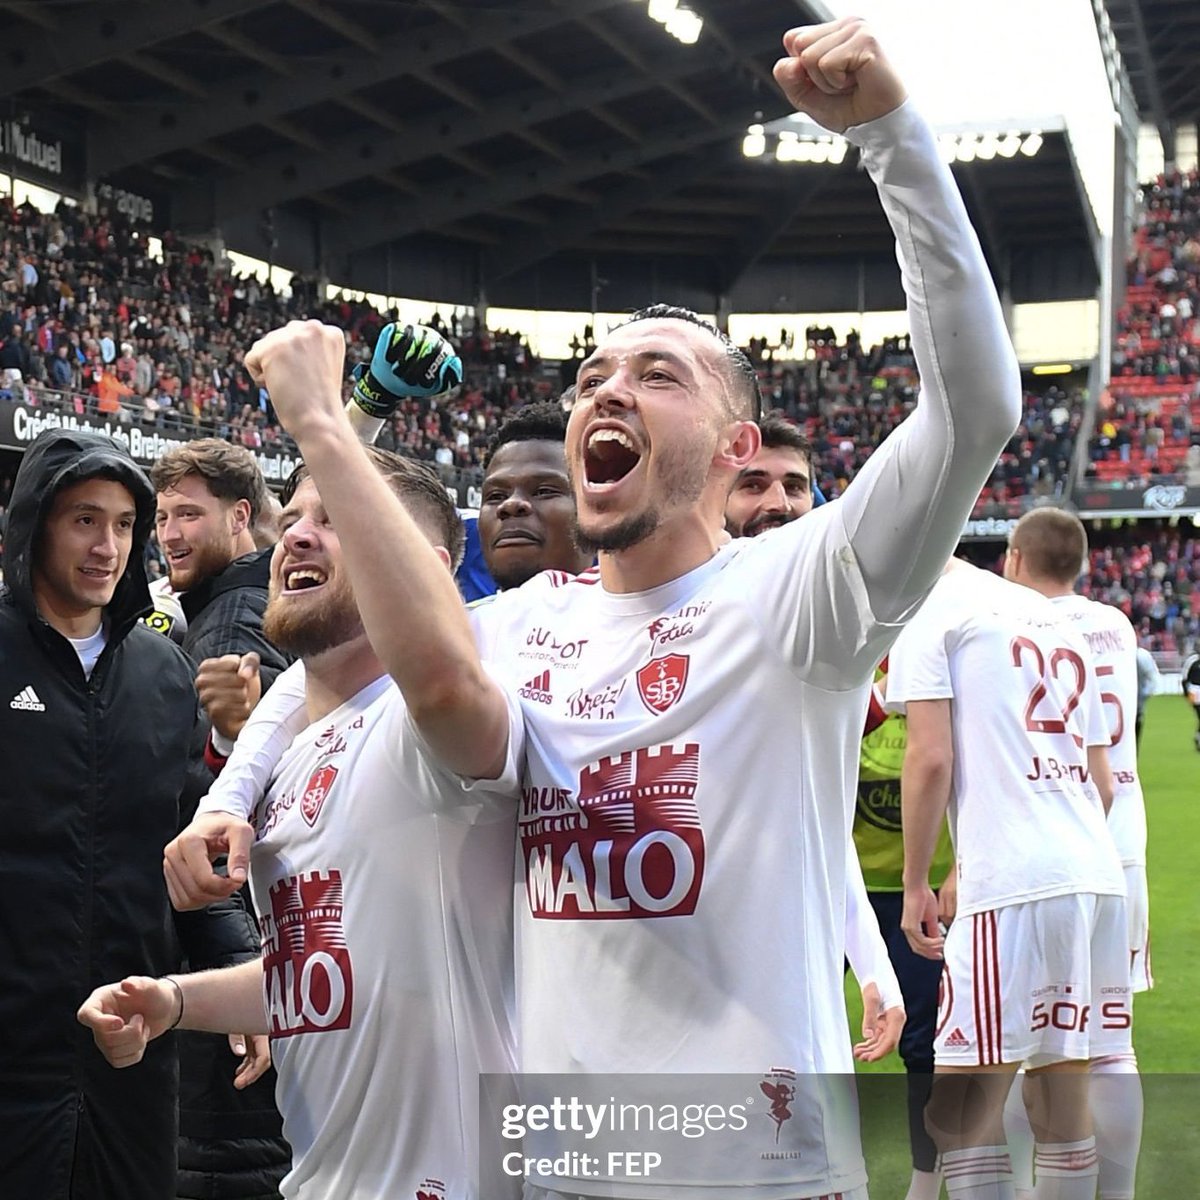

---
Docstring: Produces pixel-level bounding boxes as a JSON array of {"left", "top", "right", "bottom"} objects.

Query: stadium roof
[
  {"left": 1106, "top": 0, "right": 1200, "bottom": 160},
  {"left": 1, "top": 0, "right": 1099, "bottom": 306}
]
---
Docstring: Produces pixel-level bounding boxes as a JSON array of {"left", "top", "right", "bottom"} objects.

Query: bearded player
[{"left": 163, "top": 18, "right": 1021, "bottom": 1198}]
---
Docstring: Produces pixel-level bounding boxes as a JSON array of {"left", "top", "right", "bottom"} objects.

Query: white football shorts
[{"left": 934, "top": 893, "right": 1133, "bottom": 1068}]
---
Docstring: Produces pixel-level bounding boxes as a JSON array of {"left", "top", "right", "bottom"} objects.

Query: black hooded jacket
[
  {"left": 0, "top": 429, "right": 260, "bottom": 1200},
  {"left": 175, "top": 546, "right": 293, "bottom": 1200}
]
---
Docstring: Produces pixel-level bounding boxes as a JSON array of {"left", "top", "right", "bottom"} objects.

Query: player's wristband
[
  {"left": 204, "top": 729, "right": 234, "bottom": 772},
  {"left": 163, "top": 975, "right": 185, "bottom": 1031}
]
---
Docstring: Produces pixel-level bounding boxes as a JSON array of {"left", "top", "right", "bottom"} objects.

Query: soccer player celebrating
[
  {"left": 888, "top": 559, "right": 1129, "bottom": 1200},
  {"left": 80, "top": 444, "right": 524, "bottom": 1200},
  {"left": 1004, "top": 509, "right": 1149, "bottom": 1200},
  {"left": 164, "top": 17, "right": 1021, "bottom": 1197}
]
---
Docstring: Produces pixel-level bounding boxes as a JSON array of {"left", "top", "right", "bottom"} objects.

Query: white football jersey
[
  {"left": 886, "top": 566, "right": 1124, "bottom": 918},
  {"left": 248, "top": 675, "right": 521, "bottom": 1200},
  {"left": 471, "top": 500, "right": 899, "bottom": 1198},
  {"left": 1049, "top": 593, "right": 1146, "bottom": 866}
]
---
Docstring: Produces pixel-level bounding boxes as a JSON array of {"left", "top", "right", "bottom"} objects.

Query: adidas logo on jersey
[
  {"left": 944, "top": 1026, "right": 971, "bottom": 1049},
  {"left": 518, "top": 669, "right": 553, "bottom": 705},
  {"left": 10, "top": 686, "right": 45, "bottom": 712}
]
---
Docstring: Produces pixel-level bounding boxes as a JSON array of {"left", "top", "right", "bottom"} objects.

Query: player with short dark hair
[
  {"left": 159, "top": 19, "right": 1023, "bottom": 1197},
  {"left": 477, "top": 400, "right": 593, "bottom": 592},
  {"left": 725, "top": 414, "right": 815, "bottom": 538}
]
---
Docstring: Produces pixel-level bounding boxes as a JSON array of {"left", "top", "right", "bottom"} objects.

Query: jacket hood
[{"left": 2, "top": 428, "right": 156, "bottom": 630}]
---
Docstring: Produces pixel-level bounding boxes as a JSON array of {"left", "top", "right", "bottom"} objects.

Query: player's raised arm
[
  {"left": 776, "top": 20, "right": 1021, "bottom": 624},
  {"left": 244, "top": 321, "right": 512, "bottom": 781}
]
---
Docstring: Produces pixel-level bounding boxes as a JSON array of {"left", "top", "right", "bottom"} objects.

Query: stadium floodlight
[
  {"left": 647, "top": 0, "right": 677, "bottom": 23},
  {"left": 775, "top": 130, "right": 800, "bottom": 162},
  {"left": 666, "top": 7, "right": 703, "bottom": 43},
  {"left": 742, "top": 124, "right": 766, "bottom": 158},
  {"left": 937, "top": 133, "right": 958, "bottom": 163},
  {"left": 808, "top": 139, "right": 831, "bottom": 164},
  {"left": 955, "top": 135, "right": 977, "bottom": 163},
  {"left": 827, "top": 138, "right": 848, "bottom": 164},
  {"left": 997, "top": 132, "right": 1021, "bottom": 158},
  {"left": 976, "top": 133, "right": 998, "bottom": 161},
  {"left": 1020, "top": 132, "right": 1043, "bottom": 157}
]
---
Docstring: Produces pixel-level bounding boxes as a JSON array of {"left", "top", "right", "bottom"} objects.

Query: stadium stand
[{"left": 1086, "top": 166, "right": 1200, "bottom": 485}]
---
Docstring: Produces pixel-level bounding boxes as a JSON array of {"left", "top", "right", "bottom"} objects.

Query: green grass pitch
[{"left": 843, "top": 693, "right": 1200, "bottom": 1195}]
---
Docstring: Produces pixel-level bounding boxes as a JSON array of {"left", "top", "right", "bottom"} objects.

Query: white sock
[
  {"left": 906, "top": 1166, "right": 942, "bottom": 1200},
  {"left": 1034, "top": 1137, "right": 1099, "bottom": 1199},
  {"left": 1090, "top": 1052, "right": 1142, "bottom": 1200},
  {"left": 1003, "top": 1071, "right": 1036, "bottom": 1193},
  {"left": 941, "top": 1145, "right": 1015, "bottom": 1199}
]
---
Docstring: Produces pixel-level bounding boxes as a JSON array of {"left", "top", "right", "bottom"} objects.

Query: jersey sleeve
[
  {"left": 883, "top": 584, "right": 955, "bottom": 711},
  {"left": 742, "top": 103, "right": 1019, "bottom": 688},
  {"left": 844, "top": 842, "right": 903, "bottom": 1012},
  {"left": 391, "top": 665, "right": 525, "bottom": 819},
  {"left": 197, "top": 660, "right": 310, "bottom": 820}
]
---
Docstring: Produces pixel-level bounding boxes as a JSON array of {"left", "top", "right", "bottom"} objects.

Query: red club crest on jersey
[
  {"left": 301, "top": 764, "right": 338, "bottom": 826},
  {"left": 637, "top": 653, "right": 689, "bottom": 714}
]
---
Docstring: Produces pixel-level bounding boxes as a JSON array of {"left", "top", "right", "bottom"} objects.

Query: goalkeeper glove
[{"left": 350, "top": 322, "right": 463, "bottom": 419}]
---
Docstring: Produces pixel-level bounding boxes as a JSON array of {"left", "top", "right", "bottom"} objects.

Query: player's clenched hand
[
  {"left": 773, "top": 18, "right": 907, "bottom": 133},
  {"left": 197, "top": 651, "right": 262, "bottom": 740},
  {"left": 853, "top": 981, "right": 905, "bottom": 1062},
  {"left": 77, "top": 976, "right": 178, "bottom": 1068},
  {"left": 229, "top": 1032, "right": 272, "bottom": 1089},
  {"left": 901, "top": 883, "right": 944, "bottom": 960},
  {"left": 245, "top": 320, "right": 347, "bottom": 444},
  {"left": 164, "top": 811, "right": 255, "bottom": 910}
]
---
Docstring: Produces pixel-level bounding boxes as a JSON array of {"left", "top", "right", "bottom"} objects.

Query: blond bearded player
[
  {"left": 79, "top": 445, "right": 524, "bottom": 1200},
  {"left": 159, "top": 18, "right": 1021, "bottom": 1199}
]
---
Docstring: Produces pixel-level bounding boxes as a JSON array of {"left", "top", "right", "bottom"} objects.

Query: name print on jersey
[
  {"left": 521, "top": 743, "right": 704, "bottom": 919},
  {"left": 260, "top": 869, "right": 354, "bottom": 1038}
]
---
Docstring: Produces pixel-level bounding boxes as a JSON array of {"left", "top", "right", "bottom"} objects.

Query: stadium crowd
[
  {"left": 2, "top": 192, "right": 1088, "bottom": 515},
  {"left": 0, "top": 192, "right": 549, "bottom": 470},
  {"left": 1086, "top": 165, "right": 1200, "bottom": 484}
]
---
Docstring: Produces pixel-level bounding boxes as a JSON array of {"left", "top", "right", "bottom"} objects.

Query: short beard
[
  {"left": 743, "top": 511, "right": 798, "bottom": 539},
  {"left": 169, "top": 535, "right": 235, "bottom": 591},
  {"left": 573, "top": 509, "right": 661, "bottom": 557},
  {"left": 569, "top": 434, "right": 710, "bottom": 558},
  {"left": 263, "top": 584, "right": 364, "bottom": 660}
]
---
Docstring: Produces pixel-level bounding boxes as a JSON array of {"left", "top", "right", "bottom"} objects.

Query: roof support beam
[
  {"left": 1122, "top": 0, "right": 1176, "bottom": 162},
  {"left": 0, "top": 0, "right": 272, "bottom": 100},
  {"left": 716, "top": 166, "right": 846, "bottom": 295},
  {"left": 483, "top": 151, "right": 727, "bottom": 281},
  {"left": 186, "top": 29, "right": 782, "bottom": 223},
  {"left": 324, "top": 106, "right": 791, "bottom": 260},
  {"left": 87, "top": 0, "right": 627, "bottom": 177}
]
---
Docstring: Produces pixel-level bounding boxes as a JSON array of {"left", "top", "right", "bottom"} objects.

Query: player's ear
[{"left": 715, "top": 419, "right": 760, "bottom": 472}]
